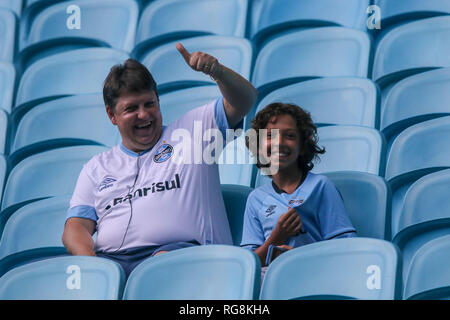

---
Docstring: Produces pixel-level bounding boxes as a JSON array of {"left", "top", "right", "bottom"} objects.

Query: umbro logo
[{"left": 98, "top": 177, "right": 116, "bottom": 192}]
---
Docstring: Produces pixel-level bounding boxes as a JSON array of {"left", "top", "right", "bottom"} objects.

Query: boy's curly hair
[{"left": 246, "top": 102, "right": 325, "bottom": 172}]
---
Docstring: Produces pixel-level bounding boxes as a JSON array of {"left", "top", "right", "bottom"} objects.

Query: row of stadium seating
[{"left": 1, "top": 237, "right": 450, "bottom": 300}]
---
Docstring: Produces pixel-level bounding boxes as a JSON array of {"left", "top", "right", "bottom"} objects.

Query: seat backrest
[
  {"left": 0, "top": 61, "right": 15, "bottom": 113},
  {"left": 252, "top": 78, "right": 378, "bottom": 129},
  {"left": 0, "top": 155, "right": 6, "bottom": 206},
  {"left": 0, "top": 8, "right": 16, "bottom": 62},
  {"left": 140, "top": 36, "right": 252, "bottom": 93},
  {"left": 260, "top": 238, "right": 402, "bottom": 300},
  {"left": 221, "top": 184, "right": 253, "bottom": 246},
  {"left": 0, "top": 196, "right": 71, "bottom": 259},
  {"left": 0, "top": 256, "right": 125, "bottom": 299},
  {"left": 19, "top": 0, "right": 138, "bottom": 52},
  {"left": 1, "top": 145, "right": 109, "bottom": 211},
  {"left": 312, "top": 125, "right": 384, "bottom": 175},
  {"left": 251, "top": 27, "right": 371, "bottom": 95},
  {"left": 373, "top": 16, "right": 450, "bottom": 88},
  {"left": 0, "top": 109, "right": 7, "bottom": 155},
  {"left": 123, "top": 245, "right": 260, "bottom": 300},
  {"left": 404, "top": 234, "right": 450, "bottom": 300},
  {"left": 0, "top": 0, "right": 22, "bottom": 17}
]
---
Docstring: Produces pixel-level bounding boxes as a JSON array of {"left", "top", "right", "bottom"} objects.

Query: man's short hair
[{"left": 103, "top": 59, "right": 158, "bottom": 111}]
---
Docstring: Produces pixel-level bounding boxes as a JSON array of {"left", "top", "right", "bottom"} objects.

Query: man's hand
[
  {"left": 269, "top": 208, "right": 303, "bottom": 245},
  {"left": 176, "top": 42, "right": 223, "bottom": 80}
]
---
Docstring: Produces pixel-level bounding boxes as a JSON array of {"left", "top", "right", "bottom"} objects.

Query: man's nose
[{"left": 137, "top": 106, "right": 150, "bottom": 119}]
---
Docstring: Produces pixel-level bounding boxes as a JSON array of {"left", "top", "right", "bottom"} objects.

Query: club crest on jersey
[
  {"left": 289, "top": 199, "right": 304, "bottom": 206},
  {"left": 98, "top": 177, "right": 116, "bottom": 192},
  {"left": 154, "top": 143, "right": 173, "bottom": 163}
]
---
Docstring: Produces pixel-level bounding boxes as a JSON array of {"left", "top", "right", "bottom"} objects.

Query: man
[{"left": 62, "top": 43, "right": 258, "bottom": 277}]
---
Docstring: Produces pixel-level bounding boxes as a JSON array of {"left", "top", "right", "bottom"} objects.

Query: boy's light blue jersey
[{"left": 240, "top": 172, "right": 356, "bottom": 250}]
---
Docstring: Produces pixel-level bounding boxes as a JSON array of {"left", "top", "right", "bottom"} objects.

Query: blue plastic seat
[
  {"left": 381, "top": 68, "right": 450, "bottom": 147},
  {"left": 373, "top": 16, "right": 450, "bottom": 88},
  {"left": 18, "top": 0, "right": 138, "bottom": 67},
  {"left": 251, "top": 0, "right": 370, "bottom": 43},
  {"left": 0, "top": 145, "right": 108, "bottom": 212},
  {"left": 10, "top": 94, "right": 120, "bottom": 165},
  {"left": 404, "top": 235, "right": 450, "bottom": 300},
  {"left": 13, "top": 48, "right": 129, "bottom": 123},
  {"left": 391, "top": 170, "right": 450, "bottom": 287},
  {"left": 0, "top": 155, "right": 6, "bottom": 206},
  {"left": 0, "top": 61, "right": 15, "bottom": 113},
  {"left": 134, "top": 0, "right": 248, "bottom": 59},
  {"left": 139, "top": 36, "right": 252, "bottom": 93},
  {"left": 0, "top": 109, "right": 7, "bottom": 155},
  {"left": 324, "top": 172, "right": 391, "bottom": 240},
  {"left": 252, "top": 27, "right": 371, "bottom": 96},
  {"left": 374, "top": 0, "right": 450, "bottom": 28},
  {"left": 0, "top": 8, "right": 16, "bottom": 62},
  {"left": 0, "top": 0, "right": 23, "bottom": 17},
  {"left": 312, "top": 125, "right": 385, "bottom": 175},
  {"left": 260, "top": 238, "right": 402, "bottom": 300},
  {"left": 250, "top": 78, "right": 378, "bottom": 130},
  {"left": 123, "top": 245, "right": 260, "bottom": 300},
  {"left": 0, "top": 256, "right": 125, "bottom": 300},
  {"left": 221, "top": 184, "right": 253, "bottom": 246},
  {"left": 385, "top": 116, "right": 450, "bottom": 239},
  {"left": 159, "top": 86, "right": 221, "bottom": 125}
]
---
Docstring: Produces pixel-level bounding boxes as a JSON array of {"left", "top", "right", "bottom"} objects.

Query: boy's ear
[{"left": 106, "top": 105, "right": 117, "bottom": 125}]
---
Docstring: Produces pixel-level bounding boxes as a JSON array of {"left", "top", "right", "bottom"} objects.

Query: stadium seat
[
  {"left": 0, "top": 155, "right": 6, "bottom": 205},
  {"left": 252, "top": 27, "right": 371, "bottom": 97},
  {"left": 391, "top": 169, "right": 450, "bottom": 286},
  {"left": 0, "top": 61, "right": 15, "bottom": 113},
  {"left": 0, "top": 8, "right": 15, "bottom": 62},
  {"left": 0, "top": 109, "right": 7, "bottom": 154},
  {"left": 251, "top": 0, "right": 370, "bottom": 44},
  {"left": 18, "top": 0, "right": 138, "bottom": 68},
  {"left": 10, "top": 94, "right": 120, "bottom": 165},
  {"left": 13, "top": 48, "right": 129, "bottom": 123},
  {"left": 139, "top": 36, "right": 252, "bottom": 93},
  {"left": 312, "top": 125, "right": 385, "bottom": 176},
  {"left": 374, "top": 0, "right": 450, "bottom": 29},
  {"left": 0, "top": 145, "right": 108, "bottom": 212},
  {"left": 250, "top": 78, "right": 379, "bottom": 130},
  {"left": 324, "top": 172, "right": 391, "bottom": 240},
  {"left": 133, "top": 0, "right": 248, "bottom": 59},
  {"left": 123, "top": 245, "right": 260, "bottom": 299},
  {"left": 381, "top": 68, "right": 450, "bottom": 147},
  {"left": 404, "top": 235, "right": 450, "bottom": 300},
  {"left": 221, "top": 184, "right": 253, "bottom": 246},
  {"left": 260, "top": 238, "right": 402, "bottom": 300},
  {"left": 385, "top": 116, "right": 450, "bottom": 239},
  {"left": 0, "top": 0, "right": 23, "bottom": 17},
  {"left": 159, "top": 85, "right": 221, "bottom": 125},
  {"left": 373, "top": 16, "right": 450, "bottom": 88},
  {"left": 0, "top": 256, "right": 125, "bottom": 299}
]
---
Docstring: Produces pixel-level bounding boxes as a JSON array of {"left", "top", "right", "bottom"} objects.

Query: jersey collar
[{"left": 119, "top": 143, "right": 153, "bottom": 157}]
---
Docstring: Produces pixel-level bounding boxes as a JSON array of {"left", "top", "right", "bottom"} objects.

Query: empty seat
[
  {"left": 0, "top": 61, "right": 15, "bottom": 113},
  {"left": 251, "top": 0, "right": 369, "bottom": 43},
  {"left": 404, "top": 234, "right": 450, "bottom": 300},
  {"left": 324, "top": 171, "right": 391, "bottom": 240},
  {"left": 0, "top": 196, "right": 71, "bottom": 259},
  {"left": 159, "top": 86, "right": 221, "bottom": 125},
  {"left": 312, "top": 125, "right": 385, "bottom": 175},
  {"left": 260, "top": 238, "right": 402, "bottom": 300},
  {"left": 10, "top": 94, "right": 120, "bottom": 164},
  {"left": 13, "top": 48, "right": 129, "bottom": 122},
  {"left": 251, "top": 78, "right": 378, "bottom": 130},
  {"left": 140, "top": 36, "right": 252, "bottom": 93},
  {"left": 0, "top": 109, "right": 7, "bottom": 154},
  {"left": 381, "top": 68, "right": 450, "bottom": 146},
  {"left": 385, "top": 116, "right": 450, "bottom": 239},
  {"left": 392, "top": 169, "right": 450, "bottom": 286},
  {"left": 252, "top": 27, "right": 371, "bottom": 96},
  {"left": 0, "top": 145, "right": 109, "bottom": 212},
  {"left": 134, "top": 0, "right": 248, "bottom": 58},
  {"left": 0, "top": 0, "right": 23, "bottom": 17},
  {"left": 123, "top": 245, "right": 260, "bottom": 299},
  {"left": 0, "top": 256, "right": 125, "bottom": 299},
  {"left": 221, "top": 184, "right": 253, "bottom": 246},
  {"left": 18, "top": 0, "right": 138, "bottom": 67},
  {"left": 0, "top": 8, "right": 15, "bottom": 62},
  {"left": 0, "top": 155, "right": 6, "bottom": 206},
  {"left": 375, "top": 0, "right": 450, "bottom": 28},
  {"left": 373, "top": 16, "right": 450, "bottom": 88}
]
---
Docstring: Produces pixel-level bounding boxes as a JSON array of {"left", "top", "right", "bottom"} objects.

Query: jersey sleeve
[
  {"left": 66, "top": 164, "right": 98, "bottom": 223},
  {"left": 318, "top": 179, "right": 357, "bottom": 240},
  {"left": 213, "top": 97, "right": 244, "bottom": 138},
  {"left": 240, "top": 193, "right": 265, "bottom": 251}
]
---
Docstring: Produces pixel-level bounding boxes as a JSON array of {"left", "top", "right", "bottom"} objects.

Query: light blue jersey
[{"left": 240, "top": 172, "right": 356, "bottom": 250}]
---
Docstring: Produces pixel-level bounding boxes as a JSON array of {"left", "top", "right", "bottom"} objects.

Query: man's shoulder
[{"left": 83, "top": 145, "right": 120, "bottom": 170}]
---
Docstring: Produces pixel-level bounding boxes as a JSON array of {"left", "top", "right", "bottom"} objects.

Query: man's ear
[{"left": 106, "top": 105, "right": 117, "bottom": 125}]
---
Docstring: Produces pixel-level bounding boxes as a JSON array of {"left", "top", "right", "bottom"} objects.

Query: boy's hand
[{"left": 269, "top": 207, "right": 303, "bottom": 245}]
